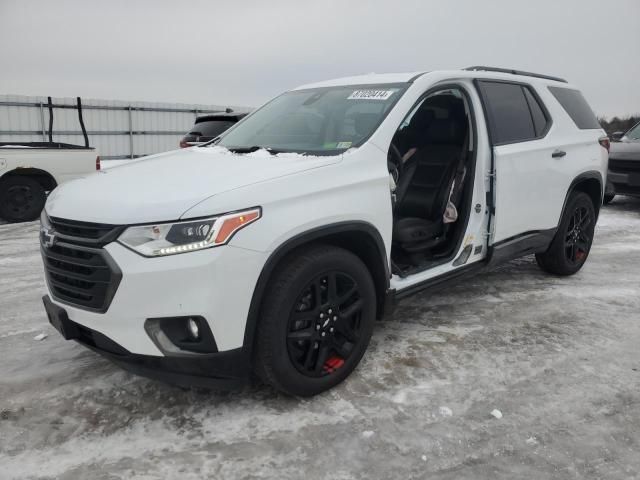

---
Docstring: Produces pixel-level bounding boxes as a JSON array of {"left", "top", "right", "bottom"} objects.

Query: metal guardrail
[
  {"left": 0, "top": 100, "right": 223, "bottom": 113},
  {"left": 0, "top": 130, "right": 187, "bottom": 136},
  {"left": 0, "top": 99, "right": 226, "bottom": 159}
]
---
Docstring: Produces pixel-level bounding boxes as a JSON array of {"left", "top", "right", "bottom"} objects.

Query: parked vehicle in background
[
  {"left": 0, "top": 143, "right": 99, "bottom": 222},
  {"left": 605, "top": 121, "right": 640, "bottom": 203},
  {"left": 40, "top": 67, "right": 607, "bottom": 396},
  {"left": 611, "top": 121, "right": 640, "bottom": 143},
  {"left": 179, "top": 111, "right": 248, "bottom": 148},
  {"left": 0, "top": 97, "right": 99, "bottom": 222}
]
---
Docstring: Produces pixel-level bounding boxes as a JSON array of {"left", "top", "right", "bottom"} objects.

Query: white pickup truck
[{"left": 0, "top": 142, "right": 99, "bottom": 222}]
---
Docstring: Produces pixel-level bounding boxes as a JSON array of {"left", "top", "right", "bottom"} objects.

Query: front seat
[{"left": 393, "top": 114, "right": 468, "bottom": 255}]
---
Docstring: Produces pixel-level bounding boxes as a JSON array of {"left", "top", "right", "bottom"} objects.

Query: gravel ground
[{"left": 1, "top": 197, "right": 639, "bottom": 480}]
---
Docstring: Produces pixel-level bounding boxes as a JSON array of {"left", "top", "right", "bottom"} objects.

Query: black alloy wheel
[
  {"left": 564, "top": 205, "right": 591, "bottom": 265},
  {"left": 535, "top": 191, "right": 595, "bottom": 276},
  {"left": 254, "top": 244, "right": 376, "bottom": 396},
  {"left": 287, "top": 271, "right": 363, "bottom": 377}
]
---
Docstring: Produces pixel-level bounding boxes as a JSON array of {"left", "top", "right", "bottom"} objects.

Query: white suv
[{"left": 40, "top": 67, "right": 609, "bottom": 396}]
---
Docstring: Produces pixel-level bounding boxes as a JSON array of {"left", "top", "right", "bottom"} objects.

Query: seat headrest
[
  {"left": 410, "top": 108, "right": 435, "bottom": 131},
  {"left": 425, "top": 118, "right": 466, "bottom": 144},
  {"left": 428, "top": 95, "right": 466, "bottom": 118},
  {"left": 395, "top": 109, "right": 435, "bottom": 149}
]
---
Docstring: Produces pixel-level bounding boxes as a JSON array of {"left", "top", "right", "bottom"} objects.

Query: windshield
[
  {"left": 626, "top": 122, "right": 640, "bottom": 141},
  {"left": 215, "top": 84, "right": 406, "bottom": 155}
]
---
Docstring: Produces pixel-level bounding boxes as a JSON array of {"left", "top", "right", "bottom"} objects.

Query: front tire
[
  {"left": 0, "top": 176, "right": 46, "bottom": 222},
  {"left": 535, "top": 192, "right": 596, "bottom": 276},
  {"left": 254, "top": 244, "right": 376, "bottom": 396}
]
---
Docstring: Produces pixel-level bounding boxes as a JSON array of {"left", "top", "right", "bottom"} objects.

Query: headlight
[
  {"left": 118, "top": 207, "right": 261, "bottom": 257},
  {"left": 40, "top": 210, "right": 51, "bottom": 229}
]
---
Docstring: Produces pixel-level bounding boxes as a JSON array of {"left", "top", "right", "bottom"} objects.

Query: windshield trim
[
  {"left": 202, "top": 82, "right": 410, "bottom": 155},
  {"left": 289, "top": 81, "right": 410, "bottom": 94}
]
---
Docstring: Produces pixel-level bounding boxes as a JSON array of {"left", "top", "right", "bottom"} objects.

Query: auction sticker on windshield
[{"left": 347, "top": 89, "right": 396, "bottom": 100}]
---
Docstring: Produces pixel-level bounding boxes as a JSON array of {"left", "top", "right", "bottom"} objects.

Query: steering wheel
[{"left": 388, "top": 143, "right": 404, "bottom": 185}]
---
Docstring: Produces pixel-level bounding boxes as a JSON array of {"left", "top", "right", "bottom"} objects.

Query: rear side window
[
  {"left": 523, "top": 88, "right": 547, "bottom": 136},
  {"left": 548, "top": 87, "right": 600, "bottom": 130},
  {"left": 478, "top": 81, "right": 550, "bottom": 144}
]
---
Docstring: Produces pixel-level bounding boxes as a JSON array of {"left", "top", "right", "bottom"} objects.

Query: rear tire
[
  {"left": 603, "top": 193, "right": 615, "bottom": 205},
  {"left": 0, "top": 176, "right": 46, "bottom": 223},
  {"left": 254, "top": 244, "right": 376, "bottom": 396},
  {"left": 535, "top": 192, "right": 595, "bottom": 276}
]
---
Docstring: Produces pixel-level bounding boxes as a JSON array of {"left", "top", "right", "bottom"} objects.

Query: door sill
[
  {"left": 391, "top": 255, "right": 484, "bottom": 293},
  {"left": 392, "top": 261, "right": 485, "bottom": 300}
]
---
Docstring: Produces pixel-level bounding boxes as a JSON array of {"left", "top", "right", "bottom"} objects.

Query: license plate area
[{"left": 42, "top": 295, "right": 79, "bottom": 340}]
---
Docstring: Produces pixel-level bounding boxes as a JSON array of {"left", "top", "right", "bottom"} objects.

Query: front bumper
[
  {"left": 607, "top": 161, "right": 640, "bottom": 197},
  {"left": 42, "top": 232, "right": 269, "bottom": 388},
  {"left": 608, "top": 172, "right": 640, "bottom": 196},
  {"left": 44, "top": 241, "right": 268, "bottom": 356},
  {"left": 43, "top": 295, "right": 250, "bottom": 388}
]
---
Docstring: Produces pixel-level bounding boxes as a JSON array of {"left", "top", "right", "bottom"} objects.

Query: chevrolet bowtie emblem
[{"left": 41, "top": 228, "right": 57, "bottom": 249}]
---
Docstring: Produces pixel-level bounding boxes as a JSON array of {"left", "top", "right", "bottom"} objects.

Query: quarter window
[
  {"left": 478, "top": 81, "right": 550, "bottom": 144},
  {"left": 548, "top": 87, "right": 600, "bottom": 130}
]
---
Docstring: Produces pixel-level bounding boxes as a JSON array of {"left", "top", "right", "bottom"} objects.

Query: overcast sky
[{"left": 1, "top": 0, "right": 638, "bottom": 116}]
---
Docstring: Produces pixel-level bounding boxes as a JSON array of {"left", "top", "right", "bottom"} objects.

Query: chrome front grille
[{"left": 41, "top": 217, "right": 123, "bottom": 312}]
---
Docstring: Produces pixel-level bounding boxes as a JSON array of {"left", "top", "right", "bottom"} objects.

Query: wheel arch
[
  {"left": 561, "top": 171, "right": 603, "bottom": 222},
  {"left": 0, "top": 167, "right": 58, "bottom": 192},
  {"left": 243, "top": 221, "right": 391, "bottom": 358}
]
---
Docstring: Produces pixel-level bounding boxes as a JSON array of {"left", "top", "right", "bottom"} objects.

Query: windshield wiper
[{"left": 227, "top": 146, "right": 281, "bottom": 155}]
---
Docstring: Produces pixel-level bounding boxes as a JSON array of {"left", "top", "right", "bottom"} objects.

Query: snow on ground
[{"left": 1, "top": 197, "right": 639, "bottom": 479}]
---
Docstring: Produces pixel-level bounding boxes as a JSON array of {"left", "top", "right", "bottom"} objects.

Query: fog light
[
  {"left": 187, "top": 317, "right": 200, "bottom": 340},
  {"left": 144, "top": 316, "right": 217, "bottom": 355}
]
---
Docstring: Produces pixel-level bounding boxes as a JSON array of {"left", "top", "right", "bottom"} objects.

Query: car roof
[
  {"left": 293, "top": 72, "right": 425, "bottom": 90},
  {"left": 292, "top": 68, "right": 571, "bottom": 91}
]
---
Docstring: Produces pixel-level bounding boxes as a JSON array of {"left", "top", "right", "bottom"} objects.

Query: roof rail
[{"left": 463, "top": 66, "right": 568, "bottom": 84}]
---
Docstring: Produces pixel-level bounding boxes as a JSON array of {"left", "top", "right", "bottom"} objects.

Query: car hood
[
  {"left": 609, "top": 141, "right": 640, "bottom": 161},
  {"left": 46, "top": 146, "right": 341, "bottom": 224}
]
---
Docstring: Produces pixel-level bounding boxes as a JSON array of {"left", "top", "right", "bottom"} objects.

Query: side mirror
[{"left": 611, "top": 131, "right": 624, "bottom": 141}]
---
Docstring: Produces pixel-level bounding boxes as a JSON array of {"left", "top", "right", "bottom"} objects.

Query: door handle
[{"left": 552, "top": 150, "right": 566, "bottom": 158}]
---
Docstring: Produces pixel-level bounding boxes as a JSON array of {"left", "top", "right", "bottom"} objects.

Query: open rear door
[{"left": 475, "top": 80, "right": 561, "bottom": 262}]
